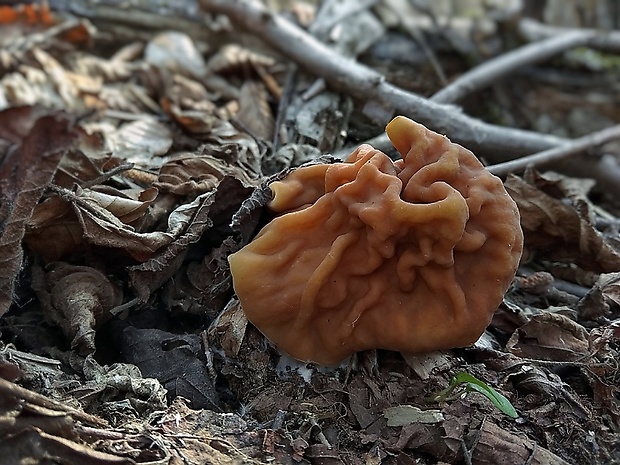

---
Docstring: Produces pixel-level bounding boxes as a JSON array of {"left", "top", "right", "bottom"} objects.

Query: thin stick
[
  {"left": 518, "top": 17, "right": 620, "bottom": 51},
  {"left": 431, "top": 30, "right": 597, "bottom": 104},
  {"left": 199, "top": 0, "right": 567, "bottom": 160},
  {"left": 487, "top": 124, "right": 620, "bottom": 177}
]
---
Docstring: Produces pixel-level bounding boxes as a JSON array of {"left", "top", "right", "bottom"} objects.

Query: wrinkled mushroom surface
[{"left": 228, "top": 116, "right": 523, "bottom": 365}]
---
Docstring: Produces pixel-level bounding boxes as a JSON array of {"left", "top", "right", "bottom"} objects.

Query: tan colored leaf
[
  {"left": 144, "top": 31, "right": 207, "bottom": 78},
  {"left": 208, "top": 298, "right": 248, "bottom": 357},
  {"left": 205, "top": 44, "right": 275, "bottom": 75},
  {"left": 384, "top": 405, "right": 444, "bottom": 426},
  {"left": 107, "top": 118, "right": 173, "bottom": 158},
  {"left": 78, "top": 186, "right": 158, "bottom": 224}
]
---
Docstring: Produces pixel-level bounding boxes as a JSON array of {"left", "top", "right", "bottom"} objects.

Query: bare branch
[
  {"left": 199, "top": 0, "right": 567, "bottom": 160},
  {"left": 518, "top": 18, "right": 620, "bottom": 51},
  {"left": 432, "top": 30, "right": 597, "bottom": 104},
  {"left": 488, "top": 124, "right": 620, "bottom": 177}
]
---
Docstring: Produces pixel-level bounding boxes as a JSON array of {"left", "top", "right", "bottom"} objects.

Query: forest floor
[{"left": 1, "top": 1, "right": 620, "bottom": 464}]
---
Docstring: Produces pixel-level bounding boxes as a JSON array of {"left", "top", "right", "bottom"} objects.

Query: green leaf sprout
[{"left": 431, "top": 371, "right": 518, "bottom": 419}]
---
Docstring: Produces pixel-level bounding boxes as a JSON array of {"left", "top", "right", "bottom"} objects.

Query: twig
[
  {"left": 361, "top": 21, "right": 618, "bottom": 156},
  {"left": 487, "top": 124, "right": 620, "bottom": 177},
  {"left": 431, "top": 30, "right": 598, "bottom": 104},
  {"left": 199, "top": 0, "right": 567, "bottom": 160},
  {"left": 518, "top": 18, "right": 620, "bottom": 51}
]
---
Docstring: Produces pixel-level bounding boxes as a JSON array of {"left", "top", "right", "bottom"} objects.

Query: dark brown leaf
[
  {"left": 506, "top": 312, "right": 589, "bottom": 361},
  {"left": 0, "top": 107, "right": 79, "bottom": 316},
  {"left": 505, "top": 174, "right": 620, "bottom": 272}
]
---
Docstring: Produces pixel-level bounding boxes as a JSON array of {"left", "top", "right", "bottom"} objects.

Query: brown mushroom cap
[{"left": 228, "top": 116, "right": 523, "bottom": 365}]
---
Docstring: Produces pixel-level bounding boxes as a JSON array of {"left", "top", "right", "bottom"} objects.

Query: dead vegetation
[{"left": 0, "top": 0, "right": 620, "bottom": 464}]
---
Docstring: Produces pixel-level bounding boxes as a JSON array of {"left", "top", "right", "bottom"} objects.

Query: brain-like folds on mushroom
[{"left": 229, "top": 116, "right": 523, "bottom": 365}]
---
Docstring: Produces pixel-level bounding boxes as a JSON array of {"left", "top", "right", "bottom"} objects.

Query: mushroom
[{"left": 228, "top": 116, "right": 523, "bottom": 365}]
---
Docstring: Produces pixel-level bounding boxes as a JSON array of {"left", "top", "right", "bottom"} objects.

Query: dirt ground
[{"left": 1, "top": 1, "right": 620, "bottom": 464}]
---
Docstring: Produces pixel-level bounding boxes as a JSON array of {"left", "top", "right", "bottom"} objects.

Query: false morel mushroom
[{"left": 229, "top": 116, "right": 523, "bottom": 365}]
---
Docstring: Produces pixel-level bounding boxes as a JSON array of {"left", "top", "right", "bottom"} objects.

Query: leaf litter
[{"left": 0, "top": 1, "right": 620, "bottom": 464}]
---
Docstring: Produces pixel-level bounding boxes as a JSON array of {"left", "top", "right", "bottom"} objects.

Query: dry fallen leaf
[
  {"left": 235, "top": 80, "right": 275, "bottom": 141},
  {"left": 505, "top": 173, "right": 620, "bottom": 272},
  {"left": 0, "top": 107, "right": 79, "bottom": 316},
  {"left": 506, "top": 312, "right": 589, "bottom": 362},
  {"left": 32, "top": 262, "right": 122, "bottom": 355}
]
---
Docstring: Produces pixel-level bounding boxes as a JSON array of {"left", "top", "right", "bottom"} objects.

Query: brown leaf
[
  {"left": 130, "top": 176, "right": 253, "bottom": 302},
  {"left": 578, "top": 272, "right": 620, "bottom": 320},
  {"left": 128, "top": 188, "right": 218, "bottom": 302},
  {"left": 207, "top": 298, "right": 248, "bottom": 357},
  {"left": 235, "top": 80, "right": 274, "bottom": 141},
  {"left": 505, "top": 174, "right": 620, "bottom": 272},
  {"left": 73, "top": 199, "right": 172, "bottom": 262},
  {"left": 107, "top": 118, "right": 173, "bottom": 158},
  {"left": 472, "top": 419, "right": 570, "bottom": 465},
  {"left": 506, "top": 312, "right": 589, "bottom": 361},
  {"left": 0, "top": 107, "right": 79, "bottom": 316},
  {"left": 25, "top": 194, "right": 82, "bottom": 262},
  {"left": 77, "top": 185, "right": 159, "bottom": 224},
  {"left": 588, "top": 318, "right": 620, "bottom": 357},
  {"left": 0, "top": 428, "right": 134, "bottom": 465},
  {"left": 155, "top": 153, "right": 257, "bottom": 196}
]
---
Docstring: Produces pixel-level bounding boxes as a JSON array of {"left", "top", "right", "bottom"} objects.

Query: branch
[
  {"left": 431, "top": 30, "right": 597, "bottom": 104},
  {"left": 518, "top": 18, "right": 620, "bottom": 51},
  {"left": 487, "top": 124, "right": 620, "bottom": 177},
  {"left": 199, "top": 0, "right": 567, "bottom": 160}
]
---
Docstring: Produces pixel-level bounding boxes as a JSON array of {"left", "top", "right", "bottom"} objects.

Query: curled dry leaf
[
  {"left": 161, "top": 96, "right": 223, "bottom": 135},
  {"left": 505, "top": 174, "right": 620, "bottom": 273},
  {"left": 509, "top": 364, "right": 591, "bottom": 418},
  {"left": 34, "top": 263, "right": 122, "bottom": 355},
  {"left": 26, "top": 184, "right": 163, "bottom": 262},
  {"left": 472, "top": 419, "right": 571, "bottom": 465},
  {"left": 72, "top": 193, "right": 172, "bottom": 262},
  {"left": 130, "top": 176, "right": 254, "bottom": 303},
  {"left": 155, "top": 153, "right": 258, "bottom": 196},
  {"left": 79, "top": 355, "right": 167, "bottom": 412},
  {"left": 208, "top": 298, "right": 248, "bottom": 357},
  {"left": 506, "top": 312, "right": 589, "bottom": 362},
  {"left": 578, "top": 272, "right": 620, "bottom": 320},
  {"left": 202, "top": 118, "right": 263, "bottom": 177},
  {"left": 77, "top": 185, "right": 159, "bottom": 224}
]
